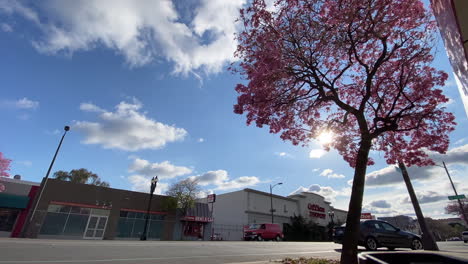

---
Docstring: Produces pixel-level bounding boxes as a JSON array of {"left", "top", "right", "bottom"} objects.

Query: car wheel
[
  {"left": 365, "top": 237, "right": 378, "bottom": 251},
  {"left": 275, "top": 235, "right": 282, "bottom": 242},
  {"left": 464, "top": 240, "right": 467, "bottom": 243},
  {"left": 257, "top": 235, "right": 263, "bottom": 241},
  {"left": 411, "top": 238, "right": 423, "bottom": 250},
  {"left": 387, "top": 247, "right": 395, "bottom": 251}
]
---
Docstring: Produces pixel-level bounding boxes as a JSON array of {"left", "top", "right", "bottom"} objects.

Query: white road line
[{"left": 0, "top": 250, "right": 336, "bottom": 263}]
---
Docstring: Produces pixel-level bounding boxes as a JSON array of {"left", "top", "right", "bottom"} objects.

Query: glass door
[{"left": 83, "top": 215, "right": 108, "bottom": 239}]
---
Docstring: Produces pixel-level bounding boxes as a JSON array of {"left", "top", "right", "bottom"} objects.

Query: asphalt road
[{"left": 0, "top": 239, "right": 466, "bottom": 264}]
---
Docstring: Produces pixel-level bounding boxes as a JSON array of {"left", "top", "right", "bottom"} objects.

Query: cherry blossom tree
[
  {"left": 232, "top": 0, "right": 455, "bottom": 262},
  {"left": 445, "top": 201, "right": 468, "bottom": 220},
  {"left": 0, "top": 152, "right": 12, "bottom": 177}
]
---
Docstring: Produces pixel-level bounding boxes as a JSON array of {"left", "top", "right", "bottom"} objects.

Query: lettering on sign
[
  {"left": 361, "top": 213, "right": 373, "bottom": 219},
  {"left": 308, "top": 203, "right": 326, "bottom": 219},
  {"left": 183, "top": 216, "right": 213, "bottom": 222}
]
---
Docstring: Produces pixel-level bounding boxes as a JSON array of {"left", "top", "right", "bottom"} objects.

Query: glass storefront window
[
  {"left": 40, "top": 204, "right": 110, "bottom": 237},
  {"left": 70, "top": 206, "right": 81, "bottom": 214},
  {"left": 62, "top": 214, "right": 88, "bottom": 236},
  {"left": 119, "top": 211, "right": 128, "bottom": 217},
  {"left": 0, "top": 208, "right": 20, "bottom": 232},
  {"left": 116, "top": 211, "right": 165, "bottom": 239},
  {"left": 40, "top": 212, "right": 67, "bottom": 235},
  {"left": 90, "top": 208, "right": 110, "bottom": 216},
  {"left": 47, "top": 204, "right": 63, "bottom": 213},
  {"left": 59, "top": 206, "right": 71, "bottom": 213},
  {"left": 79, "top": 208, "right": 91, "bottom": 215}
]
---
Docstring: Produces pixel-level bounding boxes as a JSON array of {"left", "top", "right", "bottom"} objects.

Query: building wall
[
  {"left": 212, "top": 190, "right": 247, "bottom": 225},
  {"left": 210, "top": 190, "right": 247, "bottom": 241},
  {"left": 208, "top": 188, "right": 347, "bottom": 240},
  {"left": 23, "top": 179, "right": 176, "bottom": 240}
]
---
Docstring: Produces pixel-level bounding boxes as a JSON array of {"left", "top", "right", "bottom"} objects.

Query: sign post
[{"left": 208, "top": 194, "right": 216, "bottom": 240}]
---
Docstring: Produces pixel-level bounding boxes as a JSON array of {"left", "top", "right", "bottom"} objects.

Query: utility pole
[
  {"left": 442, "top": 161, "right": 468, "bottom": 226},
  {"left": 270, "top": 182, "right": 282, "bottom": 223},
  {"left": 398, "top": 161, "right": 439, "bottom": 250}
]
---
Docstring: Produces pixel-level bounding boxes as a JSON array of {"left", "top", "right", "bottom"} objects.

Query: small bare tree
[{"left": 166, "top": 179, "right": 201, "bottom": 215}]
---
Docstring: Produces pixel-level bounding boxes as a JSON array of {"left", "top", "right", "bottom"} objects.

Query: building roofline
[
  {"left": 0, "top": 177, "right": 40, "bottom": 186},
  {"left": 244, "top": 188, "right": 298, "bottom": 202}
]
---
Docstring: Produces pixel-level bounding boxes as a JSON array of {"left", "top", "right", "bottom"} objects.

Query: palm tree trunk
[{"left": 340, "top": 137, "right": 372, "bottom": 264}]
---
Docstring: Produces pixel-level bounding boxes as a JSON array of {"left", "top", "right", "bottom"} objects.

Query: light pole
[
  {"left": 28, "top": 126, "right": 70, "bottom": 232},
  {"left": 140, "top": 176, "right": 158, "bottom": 241},
  {"left": 270, "top": 182, "right": 282, "bottom": 223},
  {"left": 328, "top": 211, "right": 335, "bottom": 240},
  {"left": 440, "top": 161, "right": 468, "bottom": 226},
  {"left": 328, "top": 211, "right": 335, "bottom": 226}
]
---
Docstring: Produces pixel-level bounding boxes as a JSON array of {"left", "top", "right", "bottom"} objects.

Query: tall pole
[
  {"left": 210, "top": 201, "right": 214, "bottom": 240},
  {"left": 28, "top": 126, "right": 70, "bottom": 229},
  {"left": 442, "top": 161, "right": 468, "bottom": 226},
  {"left": 141, "top": 176, "right": 158, "bottom": 241},
  {"left": 270, "top": 184, "right": 274, "bottom": 223},
  {"left": 270, "top": 182, "right": 282, "bottom": 223},
  {"left": 398, "top": 161, "right": 439, "bottom": 250}
]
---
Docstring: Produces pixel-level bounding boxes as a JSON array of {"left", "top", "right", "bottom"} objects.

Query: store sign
[
  {"left": 182, "top": 216, "right": 213, "bottom": 222},
  {"left": 361, "top": 213, "right": 373, "bottom": 219},
  {"left": 308, "top": 203, "right": 326, "bottom": 219},
  {"left": 207, "top": 194, "right": 216, "bottom": 203}
]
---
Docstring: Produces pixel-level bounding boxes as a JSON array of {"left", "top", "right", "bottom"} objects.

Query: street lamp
[
  {"left": 328, "top": 211, "right": 335, "bottom": 226},
  {"left": 270, "top": 182, "right": 283, "bottom": 223},
  {"left": 140, "top": 176, "right": 158, "bottom": 241},
  {"left": 328, "top": 211, "right": 335, "bottom": 240},
  {"left": 28, "top": 126, "right": 70, "bottom": 230}
]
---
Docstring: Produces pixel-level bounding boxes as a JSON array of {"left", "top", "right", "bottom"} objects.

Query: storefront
[
  {"left": 0, "top": 177, "right": 39, "bottom": 237},
  {"left": 173, "top": 203, "right": 213, "bottom": 241},
  {"left": 22, "top": 179, "right": 176, "bottom": 240}
]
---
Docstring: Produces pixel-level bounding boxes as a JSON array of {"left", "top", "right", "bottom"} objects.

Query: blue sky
[{"left": 1, "top": 0, "right": 467, "bottom": 219}]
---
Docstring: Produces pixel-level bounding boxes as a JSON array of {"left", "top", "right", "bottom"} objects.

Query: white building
[{"left": 204, "top": 188, "right": 347, "bottom": 240}]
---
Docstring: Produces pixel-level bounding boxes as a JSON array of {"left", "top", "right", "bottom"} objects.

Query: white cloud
[
  {"left": 275, "top": 152, "right": 292, "bottom": 158},
  {"left": 74, "top": 99, "right": 187, "bottom": 151},
  {"left": 217, "top": 176, "right": 260, "bottom": 190},
  {"left": 16, "top": 160, "right": 32, "bottom": 167},
  {"left": 198, "top": 138, "right": 205, "bottom": 143},
  {"left": 1, "top": 23, "right": 12, "bottom": 32},
  {"left": 365, "top": 144, "right": 468, "bottom": 187},
  {"left": 369, "top": 200, "right": 391, "bottom": 209},
  {"left": 400, "top": 191, "right": 447, "bottom": 204},
  {"left": 127, "top": 174, "right": 168, "bottom": 195},
  {"left": 45, "top": 129, "right": 61, "bottom": 136},
  {"left": 16, "top": 97, "right": 39, "bottom": 109},
  {"left": 1, "top": 97, "right": 39, "bottom": 110},
  {"left": 319, "top": 169, "right": 345, "bottom": 179},
  {"left": 128, "top": 158, "right": 192, "bottom": 180},
  {"left": 309, "top": 149, "right": 326, "bottom": 158},
  {"left": 189, "top": 170, "right": 260, "bottom": 190},
  {"left": 1, "top": 0, "right": 245, "bottom": 74},
  {"left": 80, "top": 102, "right": 104, "bottom": 112},
  {"left": 196, "top": 189, "right": 214, "bottom": 199},
  {"left": 289, "top": 184, "right": 350, "bottom": 203},
  {"left": 454, "top": 138, "right": 467, "bottom": 146}
]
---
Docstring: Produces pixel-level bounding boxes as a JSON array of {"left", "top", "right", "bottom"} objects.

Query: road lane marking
[{"left": 0, "top": 250, "right": 336, "bottom": 263}]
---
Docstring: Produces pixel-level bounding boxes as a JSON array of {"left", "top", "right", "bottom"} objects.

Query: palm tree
[{"left": 53, "top": 168, "right": 110, "bottom": 187}]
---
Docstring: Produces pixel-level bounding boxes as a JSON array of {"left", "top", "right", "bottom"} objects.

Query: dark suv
[{"left": 333, "top": 220, "right": 423, "bottom": 251}]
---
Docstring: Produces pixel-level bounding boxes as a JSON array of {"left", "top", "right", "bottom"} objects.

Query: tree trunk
[
  {"left": 398, "top": 161, "right": 439, "bottom": 250},
  {"left": 340, "top": 137, "right": 372, "bottom": 264}
]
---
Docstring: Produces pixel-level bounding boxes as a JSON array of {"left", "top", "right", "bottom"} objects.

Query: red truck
[{"left": 243, "top": 223, "right": 284, "bottom": 241}]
